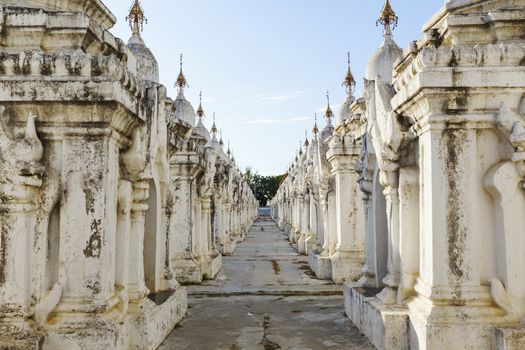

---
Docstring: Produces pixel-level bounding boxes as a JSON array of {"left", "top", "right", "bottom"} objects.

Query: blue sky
[{"left": 104, "top": 0, "right": 443, "bottom": 175}]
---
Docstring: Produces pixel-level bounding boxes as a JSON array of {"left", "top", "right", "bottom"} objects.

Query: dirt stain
[
  {"left": 271, "top": 260, "right": 281, "bottom": 275},
  {"left": 259, "top": 314, "right": 281, "bottom": 350},
  {"left": 296, "top": 262, "right": 317, "bottom": 278}
]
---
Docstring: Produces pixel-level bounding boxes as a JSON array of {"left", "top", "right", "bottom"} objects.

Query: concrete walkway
[{"left": 159, "top": 218, "right": 374, "bottom": 350}]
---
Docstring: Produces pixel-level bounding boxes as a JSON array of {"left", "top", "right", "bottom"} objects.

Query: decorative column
[
  {"left": 115, "top": 180, "right": 132, "bottom": 300},
  {"left": 128, "top": 179, "right": 150, "bottom": 301},
  {"left": 305, "top": 190, "right": 317, "bottom": 253},
  {"left": 168, "top": 150, "right": 202, "bottom": 284},
  {"left": 0, "top": 114, "right": 45, "bottom": 345},
  {"left": 356, "top": 187, "right": 375, "bottom": 286},
  {"left": 397, "top": 166, "right": 419, "bottom": 303},
  {"left": 308, "top": 188, "right": 323, "bottom": 254},
  {"left": 376, "top": 161, "right": 401, "bottom": 303},
  {"left": 214, "top": 192, "right": 223, "bottom": 253},
  {"left": 328, "top": 133, "right": 365, "bottom": 283},
  {"left": 355, "top": 136, "right": 382, "bottom": 288},
  {"left": 54, "top": 121, "right": 128, "bottom": 315},
  {"left": 199, "top": 196, "right": 212, "bottom": 277},
  {"left": 297, "top": 193, "right": 309, "bottom": 254},
  {"left": 315, "top": 183, "right": 333, "bottom": 280},
  {"left": 222, "top": 201, "right": 235, "bottom": 254}
]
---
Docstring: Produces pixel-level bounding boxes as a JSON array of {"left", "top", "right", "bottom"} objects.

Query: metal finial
[
  {"left": 343, "top": 51, "right": 356, "bottom": 94},
  {"left": 211, "top": 112, "right": 218, "bottom": 134},
  {"left": 176, "top": 54, "right": 189, "bottom": 92},
  {"left": 313, "top": 113, "right": 319, "bottom": 135},
  {"left": 196, "top": 90, "right": 205, "bottom": 119},
  {"left": 126, "top": 0, "right": 147, "bottom": 34},
  {"left": 376, "top": 0, "right": 398, "bottom": 35},
  {"left": 325, "top": 90, "right": 333, "bottom": 125},
  {"left": 304, "top": 130, "right": 310, "bottom": 147}
]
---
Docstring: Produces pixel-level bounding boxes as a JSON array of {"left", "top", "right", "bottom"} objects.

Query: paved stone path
[{"left": 160, "top": 218, "right": 374, "bottom": 350}]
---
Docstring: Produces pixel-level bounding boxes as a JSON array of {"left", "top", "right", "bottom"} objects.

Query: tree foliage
[{"left": 243, "top": 167, "right": 285, "bottom": 207}]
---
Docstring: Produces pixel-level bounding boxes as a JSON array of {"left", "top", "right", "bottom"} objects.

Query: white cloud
[
  {"left": 243, "top": 116, "right": 311, "bottom": 125},
  {"left": 249, "top": 91, "right": 304, "bottom": 104}
]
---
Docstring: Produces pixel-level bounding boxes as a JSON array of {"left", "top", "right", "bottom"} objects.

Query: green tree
[{"left": 243, "top": 167, "right": 285, "bottom": 207}]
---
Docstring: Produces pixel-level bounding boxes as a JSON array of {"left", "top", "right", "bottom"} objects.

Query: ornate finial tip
[
  {"left": 326, "top": 106, "right": 333, "bottom": 117},
  {"left": 176, "top": 54, "right": 189, "bottom": 90},
  {"left": 313, "top": 113, "right": 319, "bottom": 135},
  {"left": 343, "top": 51, "right": 356, "bottom": 94},
  {"left": 325, "top": 91, "right": 333, "bottom": 120},
  {"left": 126, "top": 0, "right": 147, "bottom": 33},
  {"left": 376, "top": 0, "right": 398, "bottom": 31},
  {"left": 211, "top": 113, "right": 218, "bottom": 133},
  {"left": 196, "top": 105, "right": 204, "bottom": 118}
]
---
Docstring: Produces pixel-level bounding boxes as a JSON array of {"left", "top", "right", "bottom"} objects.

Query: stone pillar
[
  {"left": 115, "top": 180, "right": 133, "bottom": 296},
  {"left": 355, "top": 146, "right": 382, "bottom": 288},
  {"left": 201, "top": 198, "right": 211, "bottom": 255},
  {"left": 417, "top": 125, "right": 479, "bottom": 300},
  {"left": 328, "top": 150, "right": 365, "bottom": 284},
  {"left": 356, "top": 190, "right": 375, "bottom": 287},
  {"left": 397, "top": 166, "right": 419, "bottom": 303},
  {"left": 227, "top": 202, "right": 233, "bottom": 242},
  {"left": 168, "top": 154, "right": 202, "bottom": 284},
  {"left": 309, "top": 190, "right": 323, "bottom": 255},
  {"left": 193, "top": 197, "right": 203, "bottom": 261},
  {"left": 0, "top": 185, "right": 41, "bottom": 317},
  {"left": 319, "top": 187, "right": 331, "bottom": 255},
  {"left": 327, "top": 191, "right": 338, "bottom": 257},
  {"left": 376, "top": 162, "right": 401, "bottom": 304},
  {"left": 0, "top": 129, "right": 44, "bottom": 346},
  {"left": 289, "top": 194, "right": 298, "bottom": 243},
  {"left": 314, "top": 185, "right": 333, "bottom": 280},
  {"left": 221, "top": 201, "right": 235, "bottom": 254},
  {"left": 305, "top": 191, "right": 318, "bottom": 253},
  {"left": 297, "top": 193, "right": 309, "bottom": 254},
  {"left": 128, "top": 180, "right": 150, "bottom": 301},
  {"left": 214, "top": 194, "right": 223, "bottom": 251},
  {"left": 199, "top": 197, "right": 211, "bottom": 276},
  {"left": 199, "top": 196, "right": 222, "bottom": 280},
  {"left": 56, "top": 131, "right": 121, "bottom": 312}
]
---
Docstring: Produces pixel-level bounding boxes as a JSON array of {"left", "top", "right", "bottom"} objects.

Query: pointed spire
[
  {"left": 304, "top": 130, "right": 310, "bottom": 147},
  {"left": 343, "top": 51, "right": 356, "bottom": 95},
  {"left": 126, "top": 0, "right": 147, "bottom": 35},
  {"left": 227, "top": 141, "right": 231, "bottom": 156},
  {"left": 325, "top": 91, "right": 333, "bottom": 125},
  {"left": 376, "top": 0, "right": 398, "bottom": 37},
  {"left": 211, "top": 113, "right": 218, "bottom": 134},
  {"left": 176, "top": 54, "right": 189, "bottom": 93},
  {"left": 219, "top": 129, "right": 224, "bottom": 146},
  {"left": 299, "top": 141, "right": 303, "bottom": 156},
  {"left": 196, "top": 90, "right": 205, "bottom": 120},
  {"left": 312, "top": 113, "right": 319, "bottom": 136}
]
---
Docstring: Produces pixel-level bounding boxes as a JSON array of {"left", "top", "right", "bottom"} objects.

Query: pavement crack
[{"left": 259, "top": 314, "right": 281, "bottom": 350}]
